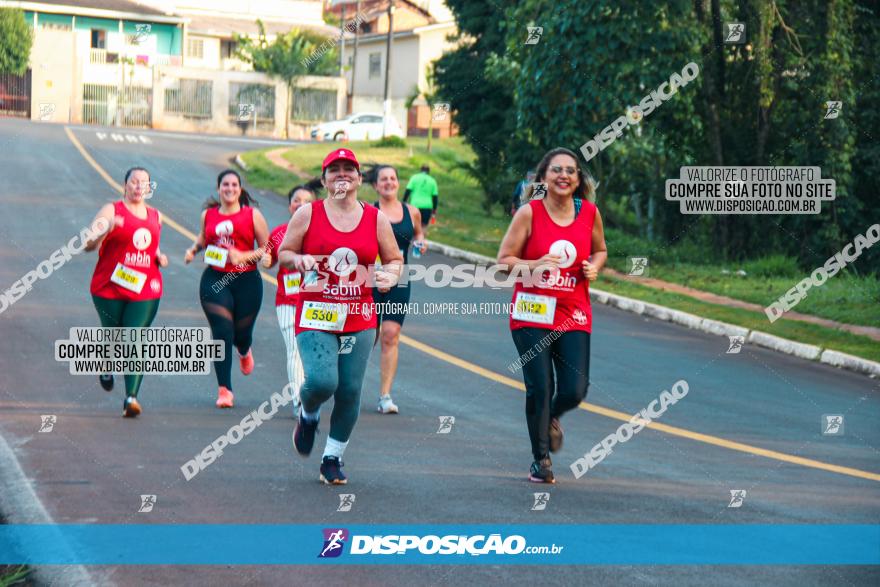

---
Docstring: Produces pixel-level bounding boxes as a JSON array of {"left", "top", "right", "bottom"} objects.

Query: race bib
[
  {"left": 283, "top": 272, "right": 302, "bottom": 296},
  {"left": 512, "top": 292, "right": 556, "bottom": 325},
  {"left": 110, "top": 263, "right": 147, "bottom": 294},
  {"left": 299, "top": 301, "right": 348, "bottom": 332},
  {"left": 204, "top": 245, "right": 229, "bottom": 268}
]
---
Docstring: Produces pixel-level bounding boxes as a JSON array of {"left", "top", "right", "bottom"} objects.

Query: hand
[
  {"left": 416, "top": 240, "right": 427, "bottom": 254},
  {"left": 295, "top": 254, "right": 317, "bottom": 272},
  {"left": 157, "top": 253, "right": 169, "bottom": 268},
  {"left": 530, "top": 254, "right": 561, "bottom": 272},
  {"left": 261, "top": 251, "right": 272, "bottom": 268},
  {"left": 375, "top": 269, "right": 398, "bottom": 292},
  {"left": 582, "top": 260, "right": 599, "bottom": 281},
  {"left": 184, "top": 248, "right": 195, "bottom": 264}
]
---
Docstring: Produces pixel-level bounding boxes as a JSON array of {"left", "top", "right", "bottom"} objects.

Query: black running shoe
[
  {"left": 319, "top": 456, "right": 347, "bottom": 485},
  {"left": 529, "top": 457, "right": 555, "bottom": 484},
  {"left": 549, "top": 417, "right": 564, "bottom": 453},
  {"left": 293, "top": 414, "right": 319, "bottom": 456},
  {"left": 99, "top": 374, "right": 114, "bottom": 392}
]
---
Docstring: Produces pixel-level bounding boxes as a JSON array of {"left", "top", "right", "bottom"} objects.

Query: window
[
  {"left": 90, "top": 29, "right": 106, "bottom": 49},
  {"left": 221, "top": 40, "right": 238, "bottom": 60},
  {"left": 369, "top": 53, "right": 381, "bottom": 79},
  {"left": 164, "top": 79, "right": 213, "bottom": 118},
  {"left": 187, "top": 38, "right": 204, "bottom": 59}
]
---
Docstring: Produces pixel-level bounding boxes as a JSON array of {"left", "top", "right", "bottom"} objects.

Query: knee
[
  {"left": 380, "top": 324, "right": 400, "bottom": 348},
  {"left": 302, "top": 371, "right": 337, "bottom": 401}
]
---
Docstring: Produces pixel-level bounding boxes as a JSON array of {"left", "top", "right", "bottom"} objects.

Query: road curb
[
  {"left": 425, "top": 239, "right": 879, "bottom": 379},
  {"left": 234, "top": 153, "right": 249, "bottom": 171},
  {"left": 0, "top": 431, "right": 95, "bottom": 586}
]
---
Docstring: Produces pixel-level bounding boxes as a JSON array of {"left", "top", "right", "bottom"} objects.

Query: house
[
  {"left": 0, "top": 0, "right": 346, "bottom": 136},
  {"left": 333, "top": 1, "right": 459, "bottom": 136}
]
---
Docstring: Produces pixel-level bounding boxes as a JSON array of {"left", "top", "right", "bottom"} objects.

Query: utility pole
[
  {"left": 382, "top": 0, "right": 394, "bottom": 137},
  {"left": 348, "top": 0, "right": 361, "bottom": 114},
  {"left": 339, "top": 4, "right": 346, "bottom": 76}
]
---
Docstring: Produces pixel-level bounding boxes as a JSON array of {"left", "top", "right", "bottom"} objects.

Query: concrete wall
[{"left": 29, "top": 29, "right": 76, "bottom": 123}]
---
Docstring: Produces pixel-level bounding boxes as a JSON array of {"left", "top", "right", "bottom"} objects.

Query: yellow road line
[{"left": 65, "top": 127, "right": 880, "bottom": 484}]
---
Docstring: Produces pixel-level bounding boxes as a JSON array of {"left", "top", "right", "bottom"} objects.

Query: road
[{"left": 0, "top": 118, "right": 877, "bottom": 586}]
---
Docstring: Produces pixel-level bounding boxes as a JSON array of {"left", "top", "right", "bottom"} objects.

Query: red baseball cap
[{"left": 322, "top": 148, "right": 360, "bottom": 172}]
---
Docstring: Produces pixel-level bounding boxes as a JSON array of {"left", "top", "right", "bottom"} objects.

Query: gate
[{"left": 0, "top": 69, "right": 32, "bottom": 117}]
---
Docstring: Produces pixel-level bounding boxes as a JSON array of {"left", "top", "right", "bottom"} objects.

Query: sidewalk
[{"left": 603, "top": 268, "right": 880, "bottom": 342}]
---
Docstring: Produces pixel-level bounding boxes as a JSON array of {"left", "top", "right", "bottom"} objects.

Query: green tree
[
  {"left": 236, "top": 22, "right": 338, "bottom": 138},
  {"left": 0, "top": 8, "right": 33, "bottom": 75},
  {"left": 405, "top": 63, "right": 441, "bottom": 152}
]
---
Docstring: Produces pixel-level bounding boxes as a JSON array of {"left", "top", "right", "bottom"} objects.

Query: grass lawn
[{"left": 239, "top": 136, "right": 878, "bottom": 361}]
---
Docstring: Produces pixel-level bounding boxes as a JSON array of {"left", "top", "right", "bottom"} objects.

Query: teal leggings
[{"left": 92, "top": 295, "right": 160, "bottom": 397}]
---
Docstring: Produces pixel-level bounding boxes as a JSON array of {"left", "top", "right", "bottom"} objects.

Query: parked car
[{"left": 310, "top": 113, "right": 405, "bottom": 141}]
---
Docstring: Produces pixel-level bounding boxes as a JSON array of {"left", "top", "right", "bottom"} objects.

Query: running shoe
[
  {"left": 216, "top": 386, "right": 234, "bottom": 409},
  {"left": 377, "top": 395, "right": 399, "bottom": 414},
  {"left": 123, "top": 397, "right": 142, "bottom": 418},
  {"left": 319, "top": 456, "right": 347, "bottom": 485},
  {"left": 291, "top": 388, "right": 302, "bottom": 418},
  {"left": 293, "top": 413, "right": 319, "bottom": 456},
  {"left": 239, "top": 349, "right": 254, "bottom": 375},
  {"left": 529, "top": 457, "right": 556, "bottom": 484},
  {"left": 99, "top": 374, "right": 114, "bottom": 392},
  {"left": 549, "top": 417, "right": 564, "bottom": 453}
]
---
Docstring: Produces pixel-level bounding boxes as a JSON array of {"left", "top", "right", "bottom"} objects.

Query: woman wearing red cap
[{"left": 279, "top": 148, "right": 402, "bottom": 485}]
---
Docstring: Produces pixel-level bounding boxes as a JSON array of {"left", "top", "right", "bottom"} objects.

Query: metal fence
[
  {"left": 82, "top": 83, "right": 152, "bottom": 127},
  {"left": 228, "top": 82, "right": 275, "bottom": 131},
  {"left": 0, "top": 70, "right": 32, "bottom": 118},
  {"left": 164, "top": 79, "right": 213, "bottom": 119},
  {"left": 292, "top": 88, "right": 337, "bottom": 122}
]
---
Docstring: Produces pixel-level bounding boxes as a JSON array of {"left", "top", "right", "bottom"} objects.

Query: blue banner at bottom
[{"left": 1, "top": 525, "right": 877, "bottom": 565}]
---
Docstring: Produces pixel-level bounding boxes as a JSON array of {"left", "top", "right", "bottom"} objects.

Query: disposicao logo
[{"left": 319, "top": 528, "right": 348, "bottom": 558}]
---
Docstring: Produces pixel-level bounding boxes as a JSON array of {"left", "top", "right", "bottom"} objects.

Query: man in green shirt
[{"left": 404, "top": 165, "right": 439, "bottom": 229}]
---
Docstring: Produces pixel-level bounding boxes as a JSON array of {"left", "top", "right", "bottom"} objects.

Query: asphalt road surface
[{"left": 0, "top": 119, "right": 877, "bottom": 586}]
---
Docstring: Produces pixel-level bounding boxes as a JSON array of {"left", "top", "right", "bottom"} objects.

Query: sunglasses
[{"left": 548, "top": 165, "right": 578, "bottom": 176}]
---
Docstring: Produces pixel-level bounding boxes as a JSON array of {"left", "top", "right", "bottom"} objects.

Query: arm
[
  {"left": 155, "top": 210, "right": 168, "bottom": 268},
  {"left": 278, "top": 204, "right": 314, "bottom": 271},
  {"left": 266, "top": 227, "right": 281, "bottom": 269},
  {"left": 184, "top": 210, "right": 208, "bottom": 264},
  {"left": 498, "top": 205, "right": 560, "bottom": 274},
  {"left": 83, "top": 203, "right": 115, "bottom": 252},
  {"left": 582, "top": 209, "right": 608, "bottom": 281},
  {"left": 431, "top": 178, "right": 439, "bottom": 211},
  {"left": 375, "top": 212, "right": 403, "bottom": 292},
  {"left": 228, "top": 209, "right": 270, "bottom": 267},
  {"left": 408, "top": 204, "right": 426, "bottom": 253}
]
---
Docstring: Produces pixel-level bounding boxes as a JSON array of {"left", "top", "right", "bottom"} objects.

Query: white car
[{"left": 310, "top": 113, "right": 405, "bottom": 141}]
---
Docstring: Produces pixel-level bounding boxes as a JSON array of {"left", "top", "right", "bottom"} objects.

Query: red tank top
[
  {"left": 295, "top": 200, "right": 378, "bottom": 334},
  {"left": 90, "top": 200, "right": 163, "bottom": 301},
  {"left": 268, "top": 223, "right": 300, "bottom": 307},
  {"left": 509, "top": 198, "right": 596, "bottom": 333},
  {"left": 204, "top": 206, "right": 257, "bottom": 273}
]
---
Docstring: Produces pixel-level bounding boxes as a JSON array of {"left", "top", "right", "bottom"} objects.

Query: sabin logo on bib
[
  {"left": 215, "top": 220, "right": 234, "bottom": 236},
  {"left": 549, "top": 240, "right": 576, "bottom": 268},
  {"left": 328, "top": 247, "right": 358, "bottom": 277},
  {"left": 132, "top": 228, "right": 152, "bottom": 251}
]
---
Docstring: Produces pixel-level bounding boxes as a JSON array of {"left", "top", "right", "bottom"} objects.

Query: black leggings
[
  {"left": 511, "top": 328, "right": 590, "bottom": 461},
  {"left": 92, "top": 295, "right": 160, "bottom": 398},
  {"left": 199, "top": 268, "right": 263, "bottom": 389}
]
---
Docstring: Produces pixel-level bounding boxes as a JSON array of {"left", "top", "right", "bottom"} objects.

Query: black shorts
[
  {"left": 373, "top": 283, "right": 412, "bottom": 325},
  {"left": 418, "top": 208, "right": 433, "bottom": 227}
]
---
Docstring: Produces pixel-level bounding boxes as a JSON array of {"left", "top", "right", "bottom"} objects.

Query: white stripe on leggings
[{"left": 276, "top": 304, "right": 304, "bottom": 397}]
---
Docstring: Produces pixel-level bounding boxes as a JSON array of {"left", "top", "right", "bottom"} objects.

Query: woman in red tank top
[
  {"left": 498, "top": 147, "right": 608, "bottom": 484},
  {"left": 278, "top": 148, "right": 402, "bottom": 485},
  {"left": 184, "top": 169, "right": 270, "bottom": 410},
  {"left": 83, "top": 167, "right": 168, "bottom": 417}
]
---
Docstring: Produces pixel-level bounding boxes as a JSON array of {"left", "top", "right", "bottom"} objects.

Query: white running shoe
[{"left": 377, "top": 395, "right": 399, "bottom": 414}]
